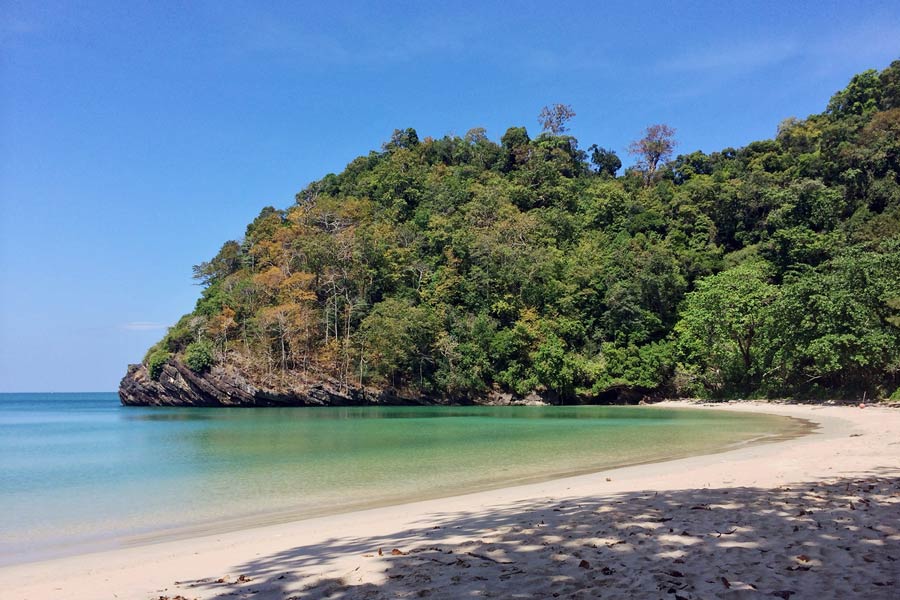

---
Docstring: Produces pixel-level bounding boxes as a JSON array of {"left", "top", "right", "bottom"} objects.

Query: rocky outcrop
[
  {"left": 119, "top": 360, "right": 554, "bottom": 407},
  {"left": 120, "top": 360, "right": 452, "bottom": 407}
]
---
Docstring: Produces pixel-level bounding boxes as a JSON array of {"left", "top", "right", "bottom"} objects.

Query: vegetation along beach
[{"left": 2, "top": 2, "right": 899, "bottom": 598}]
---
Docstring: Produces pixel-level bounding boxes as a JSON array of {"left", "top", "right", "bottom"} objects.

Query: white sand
[{"left": 5, "top": 402, "right": 899, "bottom": 599}]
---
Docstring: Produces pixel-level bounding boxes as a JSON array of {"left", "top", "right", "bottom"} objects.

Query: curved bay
[{"left": 0, "top": 393, "right": 808, "bottom": 564}]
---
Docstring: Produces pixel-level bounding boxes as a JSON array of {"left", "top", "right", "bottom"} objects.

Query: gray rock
[{"left": 120, "top": 359, "right": 448, "bottom": 407}]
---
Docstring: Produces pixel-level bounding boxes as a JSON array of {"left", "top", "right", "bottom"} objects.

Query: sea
[{"left": 0, "top": 392, "right": 808, "bottom": 565}]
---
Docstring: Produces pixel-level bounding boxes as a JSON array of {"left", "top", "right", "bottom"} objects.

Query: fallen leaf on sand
[
  {"left": 715, "top": 528, "right": 738, "bottom": 537},
  {"left": 391, "top": 548, "right": 406, "bottom": 556}
]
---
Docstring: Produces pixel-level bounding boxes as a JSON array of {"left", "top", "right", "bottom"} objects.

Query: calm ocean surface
[{"left": 0, "top": 393, "right": 807, "bottom": 564}]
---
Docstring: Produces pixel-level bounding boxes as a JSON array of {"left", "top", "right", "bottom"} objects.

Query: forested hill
[{"left": 122, "top": 62, "right": 900, "bottom": 406}]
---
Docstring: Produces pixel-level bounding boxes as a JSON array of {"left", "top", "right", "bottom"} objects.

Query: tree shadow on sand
[{"left": 167, "top": 470, "right": 900, "bottom": 599}]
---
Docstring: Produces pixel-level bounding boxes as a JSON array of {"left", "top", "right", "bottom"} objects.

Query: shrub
[
  {"left": 147, "top": 349, "right": 171, "bottom": 380},
  {"left": 184, "top": 340, "right": 215, "bottom": 373},
  {"left": 671, "top": 362, "right": 706, "bottom": 398}
]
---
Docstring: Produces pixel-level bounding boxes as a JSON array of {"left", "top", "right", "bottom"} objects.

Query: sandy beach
[{"left": 4, "top": 401, "right": 899, "bottom": 599}]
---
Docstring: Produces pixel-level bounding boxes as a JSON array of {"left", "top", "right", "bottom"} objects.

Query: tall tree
[
  {"left": 628, "top": 124, "right": 677, "bottom": 184},
  {"left": 588, "top": 145, "right": 622, "bottom": 177},
  {"left": 675, "top": 261, "right": 777, "bottom": 392},
  {"left": 538, "top": 104, "right": 576, "bottom": 135}
]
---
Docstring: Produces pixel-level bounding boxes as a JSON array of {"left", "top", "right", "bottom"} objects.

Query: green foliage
[
  {"left": 675, "top": 261, "right": 778, "bottom": 393},
  {"left": 139, "top": 62, "right": 900, "bottom": 401},
  {"left": 588, "top": 145, "right": 622, "bottom": 177},
  {"left": 184, "top": 340, "right": 215, "bottom": 373},
  {"left": 192, "top": 240, "right": 241, "bottom": 287},
  {"left": 154, "top": 315, "right": 195, "bottom": 354},
  {"left": 588, "top": 340, "right": 675, "bottom": 397},
  {"left": 761, "top": 243, "right": 900, "bottom": 393},
  {"left": 146, "top": 349, "right": 171, "bottom": 380},
  {"left": 880, "top": 60, "right": 900, "bottom": 110},
  {"left": 358, "top": 298, "right": 435, "bottom": 387},
  {"left": 384, "top": 128, "right": 420, "bottom": 151},
  {"left": 827, "top": 69, "right": 882, "bottom": 117}
]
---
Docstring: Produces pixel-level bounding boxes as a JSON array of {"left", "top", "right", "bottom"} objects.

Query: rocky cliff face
[
  {"left": 118, "top": 360, "right": 552, "bottom": 407},
  {"left": 119, "top": 360, "right": 425, "bottom": 407}
]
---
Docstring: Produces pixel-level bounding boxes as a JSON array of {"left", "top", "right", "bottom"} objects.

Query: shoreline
[
  {"left": 1, "top": 405, "right": 811, "bottom": 568},
  {"left": 4, "top": 401, "right": 899, "bottom": 599},
  {"left": 106, "top": 407, "right": 815, "bottom": 552}
]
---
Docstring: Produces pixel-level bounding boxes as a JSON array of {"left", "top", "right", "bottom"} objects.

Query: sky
[{"left": 1, "top": 0, "right": 899, "bottom": 392}]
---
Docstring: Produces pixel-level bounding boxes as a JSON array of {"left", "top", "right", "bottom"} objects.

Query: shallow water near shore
[{"left": 0, "top": 393, "right": 809, "bottom": 565}]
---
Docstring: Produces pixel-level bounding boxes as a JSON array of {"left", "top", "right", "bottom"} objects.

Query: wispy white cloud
[
  {"left": 804, "top": 20, "right": 900, "bottom": 73},
  {"left": 659, "top": 18, "right": 899, "bottom": 79},
  {"left": 231, "top": 13, "right": 353, "bottom": 62},
  {"left": 659, "top": 40, "right": 799, "bottom": 74},
  {"left": 121, "top": 321, "right": 169, "bottom": 331},
  {"left": 205, "top": 3, "right": 488, "bottom": 68}
]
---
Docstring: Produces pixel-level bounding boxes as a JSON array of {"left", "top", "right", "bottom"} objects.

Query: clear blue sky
[{"left": 1, "top": 1, "right": 898, "bottom": 392}]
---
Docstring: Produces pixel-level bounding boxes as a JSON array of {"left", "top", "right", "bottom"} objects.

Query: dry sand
[{"left": 4, "top": 401, "right": 899, "bottom": 599}]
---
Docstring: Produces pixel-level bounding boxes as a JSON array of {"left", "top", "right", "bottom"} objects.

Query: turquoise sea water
[{"left": 0, "top": 393, "right": 807, "bottom": 565}]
